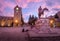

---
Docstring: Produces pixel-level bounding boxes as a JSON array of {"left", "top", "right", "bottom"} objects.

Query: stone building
[
  {"left": 13, "top": 5, "right": 24, "bottom": 27},
  {"left": 54, "top": 11, "right": 60, "bottom": 27},
  {"left": 0, "top": 16, "right": 13, "bottom": 27},
  {"left": 0, "top": 5, "right": 24, "bottom": 27}
]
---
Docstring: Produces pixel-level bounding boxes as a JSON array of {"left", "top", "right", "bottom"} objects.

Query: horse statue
[{"left": 38, "top": 6, "right": 49, "bottom": 18}]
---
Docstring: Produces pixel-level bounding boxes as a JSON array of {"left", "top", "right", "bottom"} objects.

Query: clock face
[{"left": 16, "top": 7, "right": 19, "bottom": 10}]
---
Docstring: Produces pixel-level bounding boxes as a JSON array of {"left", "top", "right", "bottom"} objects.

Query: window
[{"left": 16, "top": 7, "right": 19, "bottom": 10}]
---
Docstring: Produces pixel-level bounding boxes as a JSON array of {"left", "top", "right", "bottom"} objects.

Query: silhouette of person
[{"left": 22, "top": 28, "right": 24, "bottom": 32}]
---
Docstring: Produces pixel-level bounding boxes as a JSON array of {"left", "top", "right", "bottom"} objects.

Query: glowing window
[{"left": 16, "top": 7, "right": 19, "bottom": 10}]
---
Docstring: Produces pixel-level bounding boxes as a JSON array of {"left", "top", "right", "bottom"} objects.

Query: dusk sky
[{"left": 0, "top": 0, "right": 60, "bottom": 22}]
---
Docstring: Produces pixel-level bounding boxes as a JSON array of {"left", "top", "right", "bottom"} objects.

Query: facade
[
  {"left": 0, "top": 5, "right": 24, "bottom": 27},
  {"left": 54, "top": 11, "right": 60, "bottom": 27},
  {"left": 35, "top": 17, "right": 55, "bottom": 28},
  {"left": 13, "top": 5, "right": 23, "bottom": 27},
  {"left": 0, "top": 16, "right": 13, "bottom": 27},
  {"left": 35, "top": 18, "right": 50, "bottom": 27}
]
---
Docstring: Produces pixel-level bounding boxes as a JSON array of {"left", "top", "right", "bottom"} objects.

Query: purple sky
[{"left": 0, "top": 0, "right": 60, "bottom": 22}]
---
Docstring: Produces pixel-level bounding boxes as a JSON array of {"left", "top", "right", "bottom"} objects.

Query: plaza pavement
[{"left": 0, "top": 26, "right": 60, "bottom": 41}]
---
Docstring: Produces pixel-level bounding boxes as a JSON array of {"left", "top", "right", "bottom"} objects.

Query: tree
[
  {"left": 28, "top": 15, "right": 32, "bottom": 25},
  {"left": 28, "top": 15, "right": 37, "bottom": 25},
  {"left": 54, "top": 14, "right": 59, "bottom": 19}
]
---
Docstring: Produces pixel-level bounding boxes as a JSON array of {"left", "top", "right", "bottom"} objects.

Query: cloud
[
  {"left": 52, "top": 4, "right": 60, "bottom": 11},
  {"left": 52, "top": 8, "right": 60, "bottom": 11},
  {"left": 0, "top": 0, "right": 60, "bottom": 22},
  {"left": 0, "top": 0, "right": 16, "bottom": 16},
  {"left": 44, "top": 0, "right": 60, "bottom": 16},
  {"left": 26, "top": 0, "right": 41, "bottom": 3},
  {"left": 15, "top": 0, "right": 41, "bottom": 8},
  {"left": 2, "top": 7, "right": 13, "bottom": 17},
  {"left": 45, "top": 0, "right": 60, "bottom": 8},
  {"left": 15, "top": 0, "right": 21, "bottom": 3},
  {"left": 45, "top": 0, "right": 55, "bottom": 7},
  {"left": 54, "top": 5, "right": 60, "bottom": 8}
]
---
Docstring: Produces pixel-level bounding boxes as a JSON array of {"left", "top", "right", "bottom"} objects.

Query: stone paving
[{"left": 0, "top": 27, "right": 60, "bottom": 41}]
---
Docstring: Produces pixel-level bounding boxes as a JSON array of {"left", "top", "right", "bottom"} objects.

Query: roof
[{"left": 0, "top": 16, "right": 13, "bottom": 20}]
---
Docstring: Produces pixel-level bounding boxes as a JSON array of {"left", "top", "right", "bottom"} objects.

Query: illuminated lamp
[
  {"left": 8, "top": 24, "right": 11, "bottom": 27},
  {"left": 1, "top": 22, "right": 5, "bottom": 26},
  {"left": 15, "top": 19, "right": 18, "bottom": 23},
  {"left": 16, "top": 7, "right": 19, "bottom": 10},
  {"left": 50, "top": 19, "right": 54, "bottom": 28},
  {"left": 50, "top": 19, "right": 54, "bottom": 24}
]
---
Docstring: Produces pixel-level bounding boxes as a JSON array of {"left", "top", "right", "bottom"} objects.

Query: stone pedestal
[{"left": 35, "top": 18, "right": 50, "bottom": 29}]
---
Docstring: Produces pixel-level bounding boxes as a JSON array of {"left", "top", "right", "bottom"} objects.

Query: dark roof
[
  {"left": 0, "top": 16, "right": 13, "bottom": 20},
  {"left": 14, "top": 5, "right": 22, "bottom": 9}
]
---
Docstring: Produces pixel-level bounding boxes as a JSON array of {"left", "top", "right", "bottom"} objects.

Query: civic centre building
[{"left": 0, "top": 5, "right": 24, "bottom": 27}]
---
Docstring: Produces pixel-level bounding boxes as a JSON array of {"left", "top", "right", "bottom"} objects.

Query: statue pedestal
[{"left": 35, "top": 18, "right": 50, "bottom": 29}]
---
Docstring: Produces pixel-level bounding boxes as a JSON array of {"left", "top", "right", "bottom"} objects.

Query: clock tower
[{"left": 13, "top": 5, "right": 23, "bottom": 27}]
